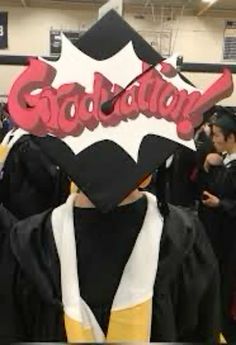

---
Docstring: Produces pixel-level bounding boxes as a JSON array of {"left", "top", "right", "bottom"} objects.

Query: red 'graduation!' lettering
[{"left": 8, "top": 58, "right": 233, "bottom": 140}]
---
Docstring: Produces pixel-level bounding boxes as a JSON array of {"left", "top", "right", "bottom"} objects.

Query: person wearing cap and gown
[
  {"left": 199, "top": 107, "right": 236, "bottom": 342},
  {"left": 0, "top": 168, "right": 220, "bottom": 344},
  {"left": 148, "top": 109, "right": 216, "bottom": 210},
  {"left": 0, "top": 10, "right": 233, "bottom": 344}
]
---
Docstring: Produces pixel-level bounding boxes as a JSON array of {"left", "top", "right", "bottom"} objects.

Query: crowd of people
[
  {"left": 147, "top": 106, "right": 236, "bottom": 342},
  {"left": 0, "top": 9, "right": 235, "bottom": 341}
]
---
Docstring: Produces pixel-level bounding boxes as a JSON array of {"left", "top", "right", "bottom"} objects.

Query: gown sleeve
[
  {"left": 217, "top": 163, "right": 236, "bottom": 218},
  {"left": 0, "top": 205, "right": 25, "bottom": 343},
  {"left": 152, "top": 206, "right": 220, "bottom": 343},
  {"left": 174, "top": 211, "right": 220, "bottom": 342},
  {"left": 200, "top": 162, "right": 236, "bottom": 218},
  {"left": 9, "top": 210, "right": 65, "bottom": 342}
]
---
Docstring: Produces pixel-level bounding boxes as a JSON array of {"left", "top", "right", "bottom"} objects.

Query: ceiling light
[{"left": 201, "top": 0, "right": 218, "bottom": 3}]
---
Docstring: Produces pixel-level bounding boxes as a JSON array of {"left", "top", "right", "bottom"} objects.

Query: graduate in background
[
  {"left": 0, "top": 10, "right": 233, "bottom": 343},
  {"left": 199, "top": 107, "right": 236, "bottom": 342},
  {"left": 0, "top": 129, "right": 70, "bottom": 219},
  {"left": 152, "top": 109, "right": 216, "bottom": 210}
]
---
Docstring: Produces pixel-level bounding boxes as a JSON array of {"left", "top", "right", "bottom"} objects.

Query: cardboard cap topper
[{"left": 7, "top": 11, "right": 233, "bottom": 212}]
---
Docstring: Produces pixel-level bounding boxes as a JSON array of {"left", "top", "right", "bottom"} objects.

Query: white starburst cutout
[{"left": 8, "top": 34, "right": 233, "bottom": 162}]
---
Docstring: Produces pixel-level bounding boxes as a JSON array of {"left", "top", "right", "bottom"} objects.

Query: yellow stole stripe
[
  {"left": 64, "top": 314, "right": 94, "bottom": 342},
  {"left": 220, "top": 333, "right": 227, "bottom": 344},
  {"left": 70, "top": 182, "right": 79, "bottom": 193},
  {"left": 0, "top": 145, "right": 10, "bottom": 163},
  {"left": 107, "top": 299, "right": 152, "bottom": 341},
  {"left": 65, "top": 299, "right": 152, "bottom": 342}
]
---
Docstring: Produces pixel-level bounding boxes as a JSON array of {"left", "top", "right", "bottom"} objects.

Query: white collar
[
  {"left": 51, "top": 192, "right": 163, "bottom": 341},
  {"left": 223, "top": 153, "right": 236, "bottom": 166}
]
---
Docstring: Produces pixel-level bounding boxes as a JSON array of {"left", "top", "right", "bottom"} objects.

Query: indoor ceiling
[{"left": 0, "top": 0, "right": 236, "bottom": 15}]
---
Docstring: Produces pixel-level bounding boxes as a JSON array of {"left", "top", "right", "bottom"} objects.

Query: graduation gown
[
  {"left": 198, "top": 157, "right": 236, "bottom": 340},
  {"left": 0, "top": 195, "right": 219, "bottom": 343},
  {"left": 0, "top": 135, "right": 70, "bottom": 219},
  {"left": 163, "top": 146, "right": 198, "bottom": 207}
]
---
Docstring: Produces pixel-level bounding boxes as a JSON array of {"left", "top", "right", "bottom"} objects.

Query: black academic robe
[
  {"left": 155, "top": 134, "right": 215, "bottom": 208},
  {"left": 0, "top": 135, "right": 70, "bottom": 219},
  {"left": 0, "top": 198, "right": 219, "bottom": 343},
  {"left": 198, "top": 158, "right": 236, "bottom": 341},
  {"left": 164, "top": 146, "right": 198, "bottom": 207}
]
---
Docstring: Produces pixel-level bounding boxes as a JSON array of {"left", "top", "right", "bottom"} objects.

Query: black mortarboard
[
  {"left": 211, "top": 106, "right": 236, "bottom": 132},
  {"left": 7, "top": 11, "right": 233, "bottom": 212}
]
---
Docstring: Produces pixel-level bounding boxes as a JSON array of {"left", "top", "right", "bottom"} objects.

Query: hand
[
  {"left": 204, "top": 153, "right": 223, "bottom": 172},
  {"left": 202, "top": 191, "right": 220, "bottom": 208},
  {"left": 203, "top": 124, "right": 211, "bottom": 136}
]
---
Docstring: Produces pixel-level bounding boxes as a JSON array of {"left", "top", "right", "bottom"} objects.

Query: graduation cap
[
  {"left": 211, "top": 106, "right": 236, "bottom": 132},
  {"left": 7, "top": 11, "right": 233, "bottom": 212}
]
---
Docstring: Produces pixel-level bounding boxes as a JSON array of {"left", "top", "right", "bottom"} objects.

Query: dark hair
[
  {"left": 217, "top": 126, "right": 236, "bottom": 141},
  {"left": 210, "top": 107, "right": 236, "bottom": 141},
  {"left": 210, "top": 120, "right": 236, "bottom": 141}
]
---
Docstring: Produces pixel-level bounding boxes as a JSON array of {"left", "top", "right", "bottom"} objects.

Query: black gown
[
  {"left": 163, "top": 146, "right": 197, "bottom": 207},
  {"left": 0, "top": 196, "right": 219, "bottom": 343},
  {"left": 0, "top": 135, "right": 70, "bottom": 219},
  {"left": 198, "top": 158, "right": 236, "bottom": 341}
]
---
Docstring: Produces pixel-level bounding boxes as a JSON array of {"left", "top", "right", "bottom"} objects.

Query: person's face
[
  {"left": 212, "top": 125, "right": 227, "bottom": 153},
  {"left": 212, "top": 125, "right": 235, "bottom": 153}
]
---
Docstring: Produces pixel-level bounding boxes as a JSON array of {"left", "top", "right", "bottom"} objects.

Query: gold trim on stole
[
  {"left": 64, "top": 314, "right": 94, "bottom": 342},
  {"left": 65, "top": 299, "right": 152, "bottom": 342}
]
